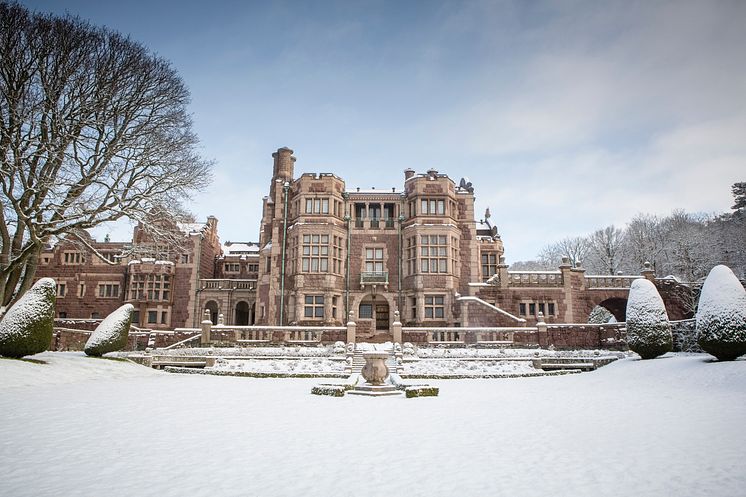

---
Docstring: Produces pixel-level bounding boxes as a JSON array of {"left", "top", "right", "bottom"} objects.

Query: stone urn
[{"left": 361, "top": 352, "right": 389, "bottom": 385}]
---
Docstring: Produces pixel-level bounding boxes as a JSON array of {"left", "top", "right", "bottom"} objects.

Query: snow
[
  {"left": 1, "top": 352, "right": 745, "bottom": 496},
  {"left": 210, "top": 357, "right": 345, "bottom": 374},
  {"left": 402, "top": 358, "right": 536, "bottom": 376}
]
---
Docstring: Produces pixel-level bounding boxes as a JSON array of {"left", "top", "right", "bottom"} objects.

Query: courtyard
[{"left": 1, "top": 352, "right": 744, "bottom": 497}]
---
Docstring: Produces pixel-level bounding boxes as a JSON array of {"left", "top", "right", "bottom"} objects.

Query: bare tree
[
  {"left": 0, "top": 3, "right": 212, "bottom": 312},
  {"left": 586, "top": 225, "right": 626, "bottom": 275},
  {"left": 622, "top": 213, "right": 668, "bottom": 273},
  {"left": 540, "top": 236, "right": 590, "bottom": 268}
]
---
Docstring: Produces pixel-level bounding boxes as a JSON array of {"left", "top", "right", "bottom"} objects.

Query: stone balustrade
[
  {"left": 585, "top": 275, "right": 639, "bottom": 289},
  {"left": 506, "top": 271, "right": 563, "bottom": 287},
  {"left": 200, "top": 279, "right": 257, "bottom": 290}
]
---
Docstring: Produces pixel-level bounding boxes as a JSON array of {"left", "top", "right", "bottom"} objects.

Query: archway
[
  {"left": 358, "top": 294, "right": 390, "bottom": 331},
  {"left": 205, "top": 300, "right": 219, "bottom": 325},
  {"left": 235, "top": 301, "right": 250, "bottom": 326},
  {"left": 595, "top": 297, "right": 627, "bottom": 322}
]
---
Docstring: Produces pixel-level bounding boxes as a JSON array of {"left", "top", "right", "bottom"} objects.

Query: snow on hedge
[
  {"left": 0, "top": 278, "right": 56, "bottom": 358},
  {"left": 84, "top": 304, "right": 134, "bottom": 357},
  {"left": 696, "top": 265, "right": 746, "bottom": 361},
  {"left": 626, "top": 278, "right": 672, "bottom": 359}
]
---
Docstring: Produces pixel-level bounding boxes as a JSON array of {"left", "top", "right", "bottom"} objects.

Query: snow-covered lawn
[{"left": 1, "top": 352, "right": 745, "bottom": 497}]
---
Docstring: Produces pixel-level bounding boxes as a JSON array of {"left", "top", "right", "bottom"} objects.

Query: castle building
[
  {"left": 252, "top": 147, "right": 503, "bottom": 337},
  {"left": 34, "top": 147, "right": 689, "bottom": 338}
]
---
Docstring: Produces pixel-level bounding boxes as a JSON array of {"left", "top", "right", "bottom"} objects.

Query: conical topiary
[
  {"left": 696, "top": 265, "right": 746, "bottom": 361},
  {"left": 84, "top": 304, "right": 134, "bottom": 357},
  {"left": 0, "top": 278, "right": 56, "bottom": 358},
  {"left": 626, "top": 278, "right": 672, "bottom": 359}
]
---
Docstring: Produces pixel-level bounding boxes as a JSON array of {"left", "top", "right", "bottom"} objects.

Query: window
[
  {"left": 98, "top": 283, "right": 120, "bottom": 298},
  {"left": 302, "top": 234, "right": 329, "bottom": 273},
  {"left": 224, "top": 263, "right": 240, "bottom": 272},
  {"left": 63, "top": 252, "right": 85, "bottom": 265},
  {"left": 420, "top": 235, "right": 448, "bottom": 273},
  {"left": 519, "top": 300, "right": 557, "bottom": 317},
  {"left": 332, "top": 296, "right": 338, "bottom": 319},
  {"left": 58, "top": 312, "right": 67, "bottom": 318},
  {"left": 332, "top": 236, "right": 344, "bottom": 274},
  {"left": 181, "top": 254, "right": 190, "bottom": 264},
  {"left": 132, "top": 311, "right": 140, "bottom": 325},
  {"left": 305, "top": 197, "right": 329, "bottom": 214},
  {"left": 91, "top": 312, "right": 100, "bottom": 319},
  {"left": 424, "top": 295, "right": 445, "bottom": 319},
  {"left": 56, "top": 282, "right": 67, "bottom": 298},
  {"left": 419, "top": 198, "right": 446, "bottom": 215},
  {"left": 41, "top": 256, "right": 51, "bottom": 265},
  {"left": 161, "top": 311, "right": 168, "bottom": 324},
  {"left": 248, "top": 263, "right": 259, "bottom": 273},
  {"left": 481, "top": 253, "right": 498, "bottom": 282},
  {"left": 304, "top": 295, "right": 324, "bottom": 318},
  {"left": 359, "top": 303, "right": 373, "bottom": 319},
  {"left": 410, "top": 297, "right": 417, "bottom": 320},
  {"left": 99, "top": 252, "right": 119, "bottom": 264},
  {"left": 78, "top": 283, "right": 86, "bottom": 298},
  {"left": 364, "top": 247, "right": 384, "bottom": 273},
  {"left": 147, "top": 310, "right": 158, "bottom": 324},
  {"left": 406, "top": 237, "right": 417, "bottom": 275},
  {"left": 129, "top": 274, "right": 169, "bottom": 301}
]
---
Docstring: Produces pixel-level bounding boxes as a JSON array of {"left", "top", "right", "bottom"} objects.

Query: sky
[{"left": 20, "top": 0, "right": 746, "bottom": 263}]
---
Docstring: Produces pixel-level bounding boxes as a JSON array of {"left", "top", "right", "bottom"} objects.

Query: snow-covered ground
[{"left": 1, "top": 352, "right": 745, "bottom": 497}]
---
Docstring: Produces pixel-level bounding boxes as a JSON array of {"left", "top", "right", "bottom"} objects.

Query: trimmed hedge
[{"left": 0, "top": 278, "right": 56, "bottom": 358}]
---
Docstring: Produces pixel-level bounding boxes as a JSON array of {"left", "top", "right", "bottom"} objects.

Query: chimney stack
[{"left": 404, "top": 168, "right": 415, "bottom": 180}]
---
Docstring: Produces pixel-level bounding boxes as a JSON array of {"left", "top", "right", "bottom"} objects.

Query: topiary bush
[
  {"left": 0, "top": 278, "right": 56, "bottom": 358},
  {"left": 84, "top": 304, "right": 134, "bottom": 357},
  {"left": 626, "top": 278, "right": 672, "bottom": 359},
  {"left": 696, "top": 265, "right": 746, "bottom": 361}
]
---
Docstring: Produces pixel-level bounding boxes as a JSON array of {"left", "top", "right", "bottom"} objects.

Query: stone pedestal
[{"left": 361, "top": 352, "right": 389, "bottom": 385}]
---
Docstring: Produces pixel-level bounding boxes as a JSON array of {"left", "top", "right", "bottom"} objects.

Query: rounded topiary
[
  {"left": 696, "top": 265, "right": 746, "bottom": 361},
  {"left": 626, "top": 278, "right": 672, "bottom": 359},
  {"left": 84, "top": 304, "right": 134, "bottom": 357},
  {"left": 0, "top": 278, "right": 56, "bottom": 358}
]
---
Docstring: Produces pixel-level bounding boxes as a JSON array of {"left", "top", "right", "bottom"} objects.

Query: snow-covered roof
[
  {"left": 222, "top": 242, "right": 260, "bottom": 255},
  {"left": 177, "top": 222, "right": 208, "bottom": 235}
]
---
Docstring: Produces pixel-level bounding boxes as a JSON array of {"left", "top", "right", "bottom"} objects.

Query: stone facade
[{"left": 34, "top": 146, "right": 694, "bottom": 336}]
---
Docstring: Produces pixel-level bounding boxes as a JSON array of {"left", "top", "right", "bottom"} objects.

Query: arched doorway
[
  {"left": 359, "top": 294, "right": 390, "bottom": 331},
  {"left": 205, "top": 300, "right": 219, "bottom": 325},
  {"left": 235, "top": 301, "right": 250, "bottom": 325},
  {"left": 595, "top": 298, "right": 627, "bottom": 322}
]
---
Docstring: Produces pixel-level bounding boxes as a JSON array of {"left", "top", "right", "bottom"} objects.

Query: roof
[{"left": 222, "top": 242, "right": 260, "bottom": 255}]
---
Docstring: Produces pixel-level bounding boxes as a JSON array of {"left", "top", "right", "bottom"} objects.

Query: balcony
[
  {"left": 200, "top": 279, "right": 257, "bottom": 291},
  {"left": 360, "top": 271, "right": 388, "bottom": 289}
]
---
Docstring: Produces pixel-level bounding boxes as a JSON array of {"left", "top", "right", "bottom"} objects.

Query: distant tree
[
  {"left": 731, "top": 182, "right": 746, "bottom": 212},
  {"left": 586, "top": 226, "right": 626, "bottom": 275},
  {"left": 0, "top": 3, "right": 211, "bottom": 313},
  {"left": 508, "top": 260, "right": 553, "bottom": 271},
  {"left": 622, "top": 214, "right": 668, "bottom": 273},
  {"left": 541, "top": 236, "right": 590, "bottom": 268}
]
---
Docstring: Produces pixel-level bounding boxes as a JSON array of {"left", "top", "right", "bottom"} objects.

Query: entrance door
[{"left": 375, "top": 304, "right": 389, "bottom": 330}]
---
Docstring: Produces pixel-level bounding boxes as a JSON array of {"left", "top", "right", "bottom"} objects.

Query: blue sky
[{"left": 22, "top": 0, "right": 746, "bottom": 262}]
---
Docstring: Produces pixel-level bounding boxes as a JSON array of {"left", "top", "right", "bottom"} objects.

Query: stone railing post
[
  {"left": 346, "top": 311, "right": 356, "bottom": 344},
  {"left": 392, "top": 310, "right": 402, "bottom": 344},
  {"left": 201, "top": 309, "right": 212, "bottom": 346},
  {"left": 641, "top": 261, "right": 656, "bottom": 281},
  {"left": 536, "top": 312, "right": 548, "bottom": 348},
  {"left": 218, "top": 313, "right": 225, "bottom": 325}
]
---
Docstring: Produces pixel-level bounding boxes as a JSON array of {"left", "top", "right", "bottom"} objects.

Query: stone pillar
[
  {"left": 641, "top": 261, "right": 656, "bottom": 281},
  {"left": 559, "top": 257, "right": 574, "bottom": 323},
  {"left": 200, "top": 309, "right": 212, "bottom": 345},
  {"left": 392, "top": 310, "right": 402, "bottom": 344},
  {"left": 497, "top": 256, "right": 510, "bottom": 288},
  {"left": 346, "top": 311, "right": 356, "bottom": 344},
  {"left": 536, "top": 312, "right": 548, "bottom": 348},
  {"left": 218, "top": 313, "right": 225, "bottom": 325}
]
